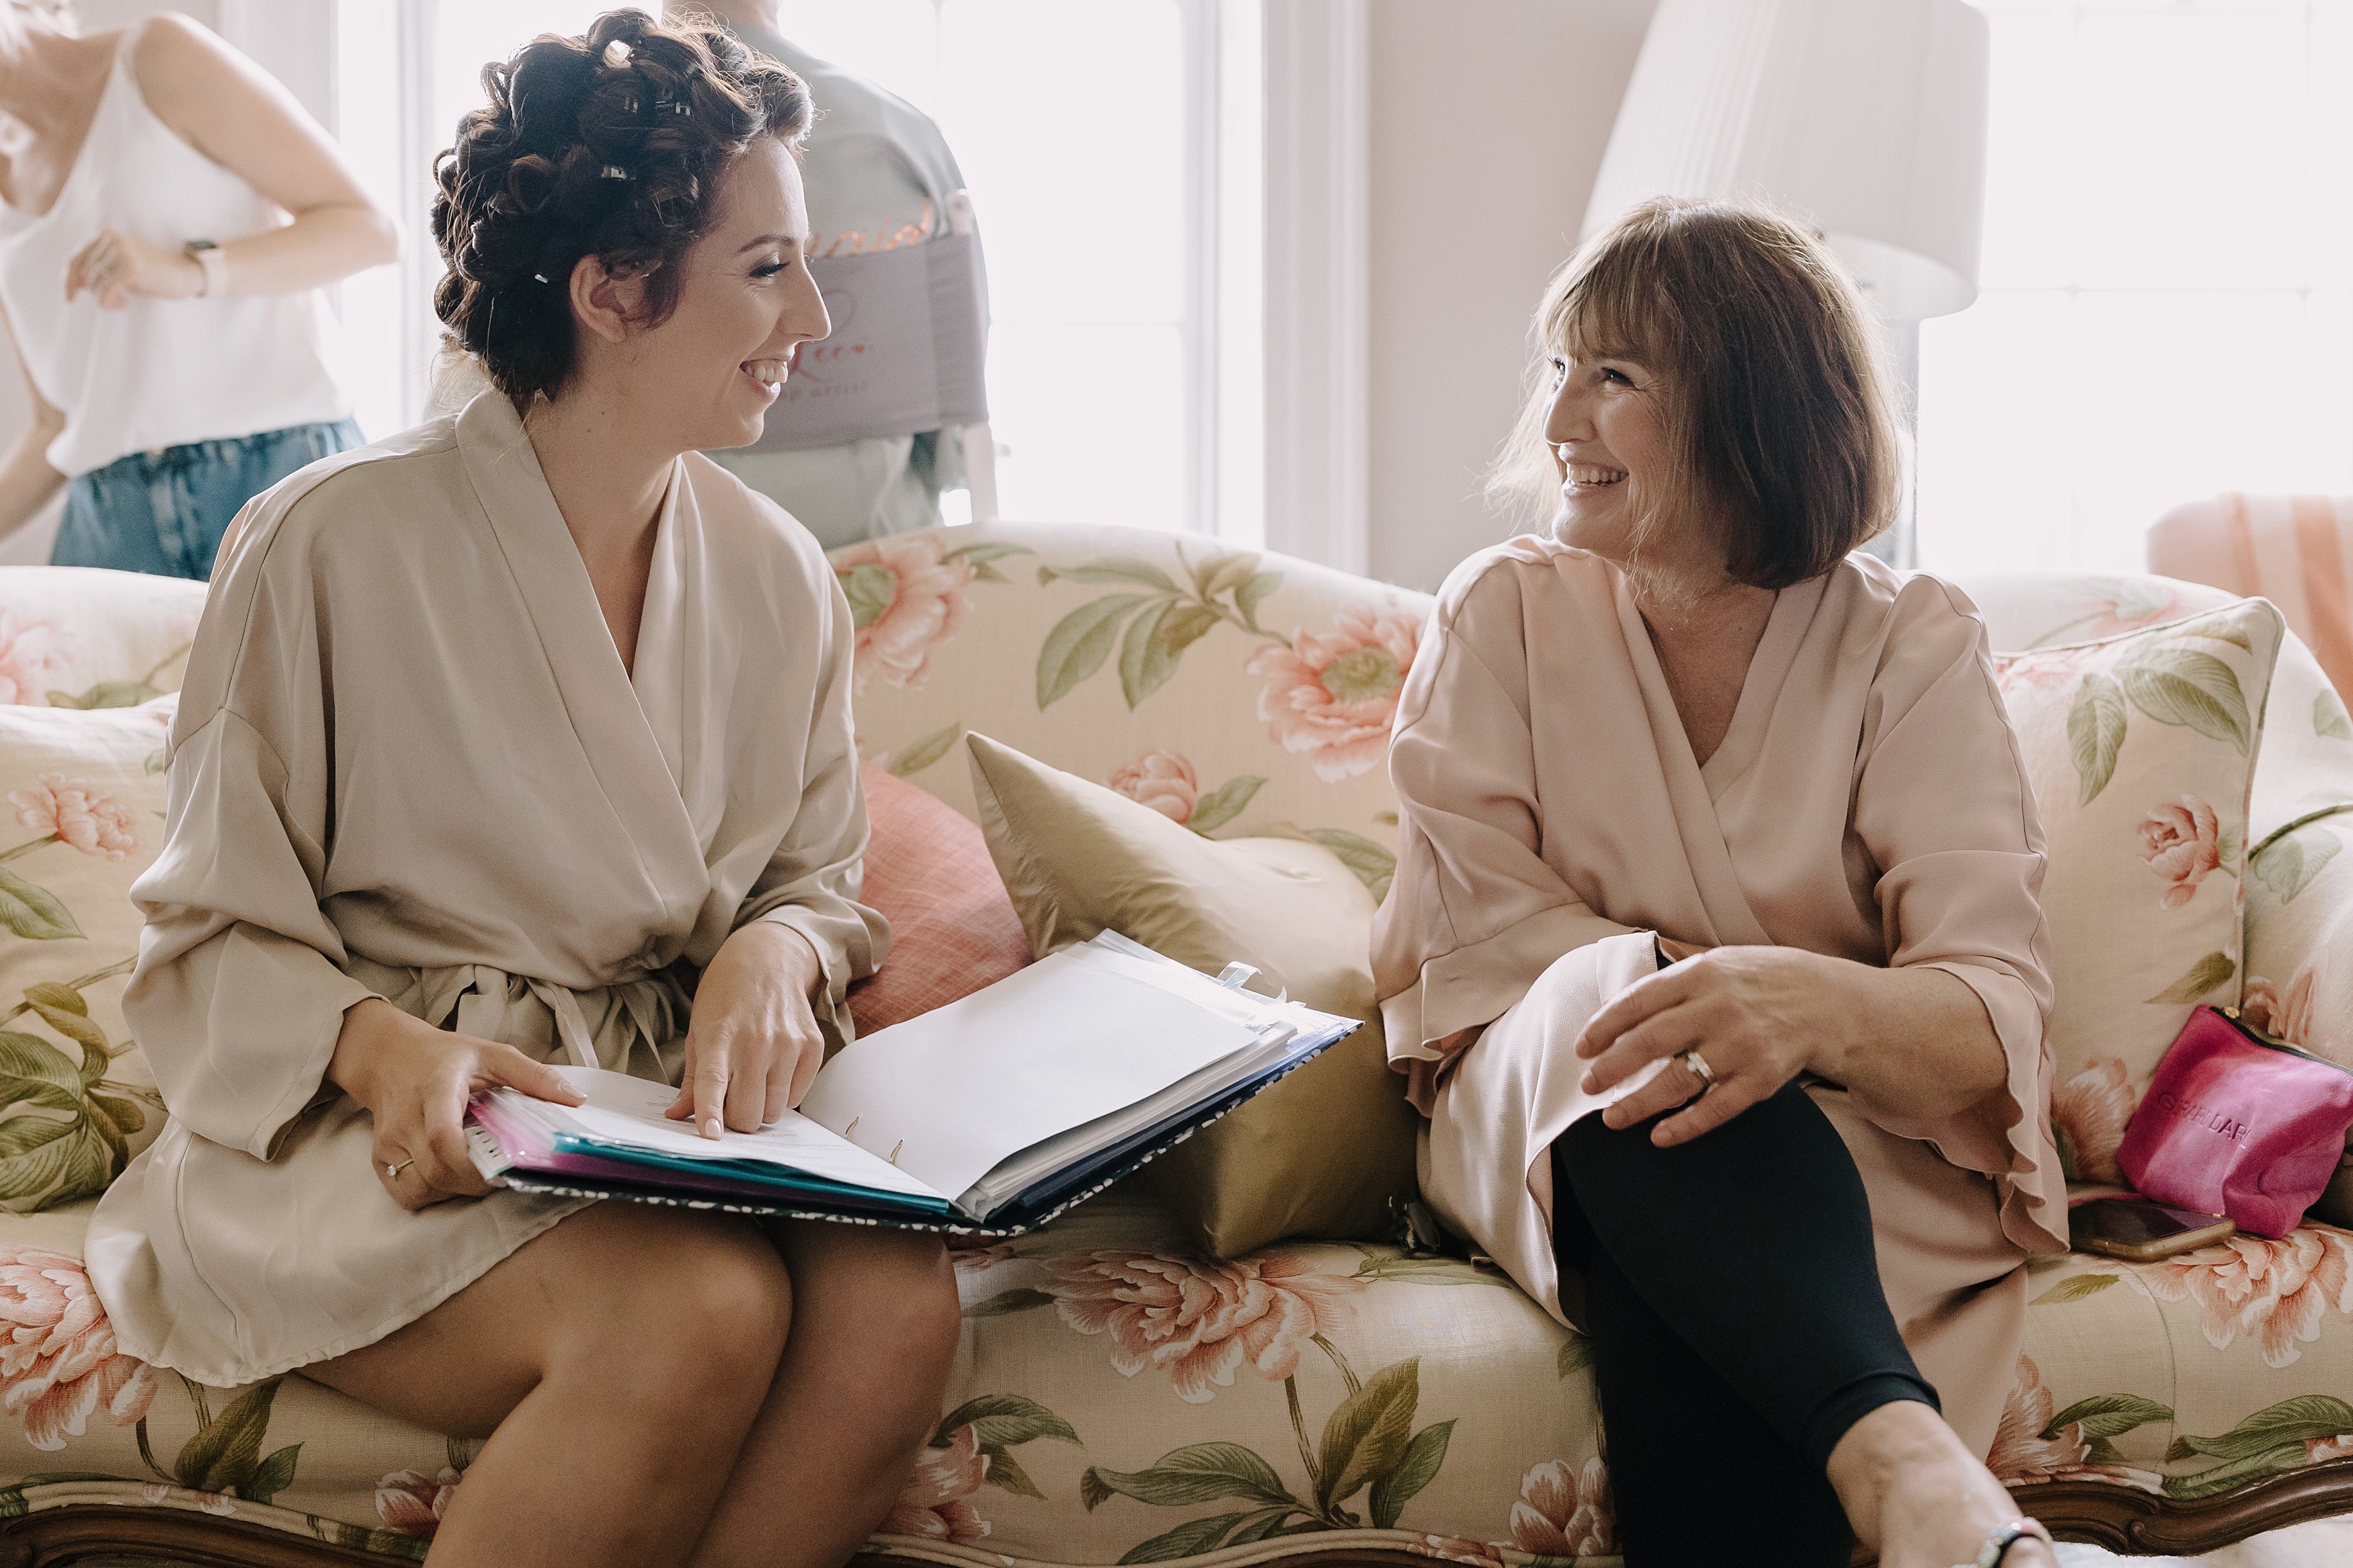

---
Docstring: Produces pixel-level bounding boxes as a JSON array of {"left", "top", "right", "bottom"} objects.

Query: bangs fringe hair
[{"left": 1487, "top": 196, "right": 1905, "bottom": 592}]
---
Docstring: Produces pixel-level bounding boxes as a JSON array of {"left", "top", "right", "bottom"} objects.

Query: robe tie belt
[{"left": 346, "top": 958, "right": 688, "bottom": 1085}]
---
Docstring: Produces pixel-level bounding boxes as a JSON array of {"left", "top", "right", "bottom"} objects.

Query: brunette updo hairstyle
[
  {"left": 1490, "top": 197, "right": 1904, "bottom": 590},
  {"left": 431, "top": 9, "right": 811, "bottom": 402}
]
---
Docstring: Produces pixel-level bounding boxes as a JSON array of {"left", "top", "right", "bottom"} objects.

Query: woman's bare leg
[
  {"left": 688, "top": 1221, "right": 961, "bottom": 1568},
  {"left": 307, "top": 1203, "right": 791, "bottom": 1568},
  {"left": 1829, "top": 1403, "right": 2056, "bottom": 1568}
]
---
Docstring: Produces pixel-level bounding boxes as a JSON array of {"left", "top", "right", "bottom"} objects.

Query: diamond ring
[
  {"left": 385, "top": 1159, "right": 414, "bottom": 1181},
  {"left": 1678, "top": 1048, "right": 1716, "bottom": 1091}
]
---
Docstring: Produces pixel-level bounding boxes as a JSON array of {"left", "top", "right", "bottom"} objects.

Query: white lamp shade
[{"left": 1581, "top": 0, "right": 1991, "bottom": 321}]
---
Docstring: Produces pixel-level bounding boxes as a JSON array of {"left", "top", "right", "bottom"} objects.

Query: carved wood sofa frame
[{"left": 1, "top": 1464, "right": 2349, "bottom": 1566}]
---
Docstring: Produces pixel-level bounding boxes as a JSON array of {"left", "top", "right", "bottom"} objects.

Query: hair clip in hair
[
  {"left": 532, "top": 272, "right": 549, "bottom": 284},
  {"left": 655, "top": 95, "right": 692, "bottom": 117},
  {"left": 603, "top": 39, "right": 632, "bottom": 68},
  {"left": 600, "top": 164, "right": 631, "bottom": 180}
]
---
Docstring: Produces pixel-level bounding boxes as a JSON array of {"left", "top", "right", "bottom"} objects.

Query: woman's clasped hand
[
  {"left": 326, "top": 1000, "right": 586, "bottom": 1212},
  {"left": 1574, "top": 942, "right": 1841, "bottom": 1147},
  {"left": 63, "top": 228, "right": 203, "bottom": 308}
]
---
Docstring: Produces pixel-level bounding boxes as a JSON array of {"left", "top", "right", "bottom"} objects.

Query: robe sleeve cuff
[
  {"left": 251, "top": 974, "right": 378, "bottom": 1162},
  {"left": 1382, "top": 902, "right": 1639, "bottom": 1062},
  {"left": 1886, "top": 960, "right": 2069, "bottom": 1256}
]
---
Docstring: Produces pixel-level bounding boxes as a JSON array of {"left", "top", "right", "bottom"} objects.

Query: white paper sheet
[
  {"left": 545, "top": 1066, "right": 944, "bottom": 1200},
  {"left": 797, "top": 946, "right": 1260, "bottom": 1199}
]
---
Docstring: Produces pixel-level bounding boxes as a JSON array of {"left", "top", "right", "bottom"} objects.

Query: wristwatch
[{"left": 183, "top": 239, "right": 227, "bottom": 299}]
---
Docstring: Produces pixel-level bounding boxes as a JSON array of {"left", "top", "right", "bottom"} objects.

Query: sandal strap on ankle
[{"left": 1955, "top": 1517, "right": 2054, "bottom": 1568}]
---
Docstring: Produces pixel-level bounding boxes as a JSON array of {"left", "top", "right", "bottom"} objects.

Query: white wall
[{"left": 1365, "top": 0, "right": 1654, "bottom": 592}]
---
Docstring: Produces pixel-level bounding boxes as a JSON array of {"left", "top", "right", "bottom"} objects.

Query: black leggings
[{"left": 1549, "top": 1079, "right": 1938, "bottom": 1567}]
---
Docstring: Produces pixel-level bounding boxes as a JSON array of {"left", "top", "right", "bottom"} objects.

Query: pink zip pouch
[{"left": 2116, "top": 1006, "right": 2353, "bottom": 1239}]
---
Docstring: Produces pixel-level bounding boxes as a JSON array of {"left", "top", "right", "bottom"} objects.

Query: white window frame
[{"left": 246, "top": 0, "right": 1369, "bottom": 565}]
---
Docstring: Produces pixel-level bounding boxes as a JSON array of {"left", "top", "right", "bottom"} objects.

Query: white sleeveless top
[{"left": 0, "top": 30, "right": 350, "bottom": 477}]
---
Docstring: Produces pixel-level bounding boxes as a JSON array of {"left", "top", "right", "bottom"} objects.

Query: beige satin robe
[
  {"left": 1371, "top": 539, "right": 2067, "bottom": 1455},
  {"left": 85, "top": 391, "right": 887, "bottom": 1387}
]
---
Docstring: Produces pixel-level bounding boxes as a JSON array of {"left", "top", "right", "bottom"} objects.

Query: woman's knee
[
  {"left": 544, "top": 1210, "right": 792, "bottom": 1399},
  {"left": 781, "top": 1225, "right": 961, "bottom": 1375}
]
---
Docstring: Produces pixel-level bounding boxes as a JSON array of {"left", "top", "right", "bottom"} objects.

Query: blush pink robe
[{"left": 1371, "top": 538, "right": 2067, "bottom": 1456}]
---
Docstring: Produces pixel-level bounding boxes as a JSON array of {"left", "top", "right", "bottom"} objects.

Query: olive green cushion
[{"left": 963, "top": 732, "right": 1416, "bottom": 1254}]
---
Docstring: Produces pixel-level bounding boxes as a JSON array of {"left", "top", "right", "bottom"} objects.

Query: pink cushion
[{"left": 848, "top": 767, "right": 1032, "bottom": 1036}]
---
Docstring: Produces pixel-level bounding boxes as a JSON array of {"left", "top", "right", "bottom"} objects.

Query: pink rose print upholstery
[
  {"left": 1107, "top": 749, "right": 1201, "bottom": 825},
  {"left": 882, "top": 1423, "right": 992, "bottom": 1545},
  {"left": 1247, "top": 606, "right": 1420, "bottom": 784},
  {"left": 1507, "top": 1457, "right": 1616, "bottom": 1557},
  {"left": 2052, "top": 1058, "right": 2135, "bottom": 1186},
  {"left": 2241, "top": 971, "right": 2319, "bottom": 1053},
  {"left": 0, "top": 1248, "right": 153, "bottom": 1452},
  {"left": 9, "top": 774, "right": 138, "bottom": 861},
  {"left": 373, "top": 1467, "right": 459, "bottom": 1537},
  {"left": 2140, "top": 797, "right": 2225, "bottom": 909},
  {"left": 2143, "top": 1230, "right": 2353, "bottom": 1370},
  {"left": 1986, "top": 1354, "right": 2137, "bottom": 1487},
  {"left": 0, "top": 612, "right": 66, "bottom": 707},
  {"left": 1042, "top": 1247, "right": 1364, "bottom": 1403},
  {"left": 1983, "top": 597, "right": 2285, "bottom": 1186},
  {"left": 836, "top": 525, "right": 1418, "bottom": 906},
  {"left": 834, "top": 534, "right": 982, "bottom": 694},
  {"left": 0, "top": 553, "right": 2346, "bottom": 1563},
  {"left": 0, "top": 567, "right": 202, "bottom": 710}
]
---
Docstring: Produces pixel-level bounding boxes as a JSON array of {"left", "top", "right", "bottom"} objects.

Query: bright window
[
  {"left": 334, "top": 0, "right": 1256, "bottom": 536},
  {"left": 1913, "top": 0, "right": 2353, "bottom": 577}
]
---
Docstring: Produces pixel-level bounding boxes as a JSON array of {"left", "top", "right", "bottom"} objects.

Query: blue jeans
[{"left": 54, "top": 418, "right": 364, "bottom": 580}]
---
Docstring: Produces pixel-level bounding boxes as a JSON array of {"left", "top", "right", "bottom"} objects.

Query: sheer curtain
[
  {"left": 336, "top": 0, "right": 1230, "bottom": 534},
  {"left": 1914, "top": 0, "right": 2352, "bottom": 577}
]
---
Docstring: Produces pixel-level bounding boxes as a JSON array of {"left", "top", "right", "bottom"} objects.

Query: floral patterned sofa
[{"left": 0, "top": 524, "right": 2349, "bottom": 1567}]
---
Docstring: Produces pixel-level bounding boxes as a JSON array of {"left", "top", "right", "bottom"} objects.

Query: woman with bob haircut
[
  {"left": 1372, "top": 196, "right": 2064, "bottom": 1568},
  {"left": 85, "top": 12, "right": 960, "bottom": 1566}
]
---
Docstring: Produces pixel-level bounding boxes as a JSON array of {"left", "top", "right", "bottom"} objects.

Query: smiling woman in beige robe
[
  {"left": 85, "top": 386, "right": 887, "bottom": 1383},
  {"left": 81, "top": 17, "right": 969, "bottom": 1567}
]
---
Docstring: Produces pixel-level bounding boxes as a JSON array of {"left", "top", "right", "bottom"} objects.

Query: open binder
[{"left": 466, "top": 932, "right": 1359, "bottom": 1235}]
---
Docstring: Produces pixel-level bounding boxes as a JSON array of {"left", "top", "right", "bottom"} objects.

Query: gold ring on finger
[
  {"left": 385, "top": 1158, "right": 413, "bottom": 1180},
  {"left": 1678, "top": 1047, "right": 1716, "bottom": 1092}
]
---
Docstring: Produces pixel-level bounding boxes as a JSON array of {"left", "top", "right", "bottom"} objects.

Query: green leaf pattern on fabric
[
  {"left": 2162, "top": 1396, "right": 2353, "bottom": 1499},
  {"left": 1035, "top": 546, "right": 1294, "bottom": 714},
  {"left": 2316, "top": 689, "right": 2352, "bottom": 741},
  {"left": 45, "top": 681, "right": 159, "bottom": 711},
  {"left": 887, "top": 723, "right": 963, "bottom": 779},
  {"left": 2145, "top": 951, "right": 2235, "bottom": 1005},
  {"left": 0, "top": 966, "right": 162, "bottom": 1210},
  {"left": 2117, "top": 646, "right": 2251, "bottom": 753},
  {"left": 1302, "top": 829, "right": 1396, "bottom": 899},
  {"left": 2252, "top": 821, "right": 2343, "bottom": 905},
  {"left": 0, "top": 867, "right": 79, "bottom": 942},
  {"left": 1185, "top": 776, "right": 1264, "bottom": 837},
  {"left": 2067, "top": 673, "right": 2128, "bottom": 806},
  {"left": 2042, "top": 1394, "right": 2173, "bottom": 1465},
  {"left": 2030, "top": 1273, "right": 2120, "bottom": 1306}
]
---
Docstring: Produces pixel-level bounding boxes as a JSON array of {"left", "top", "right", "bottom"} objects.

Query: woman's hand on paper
[
  {"left": 1572, "top": 944, "right": 1842, "bottom": 1148},
  {"left": 64, "top": 229, "right": 203, "bottom": 308},
  {"left": 667, "top": 921, "right": 826, "bottom": 1140},
  {"left": 329, "top": 997, "right": 588, "bottom": 1211}
]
